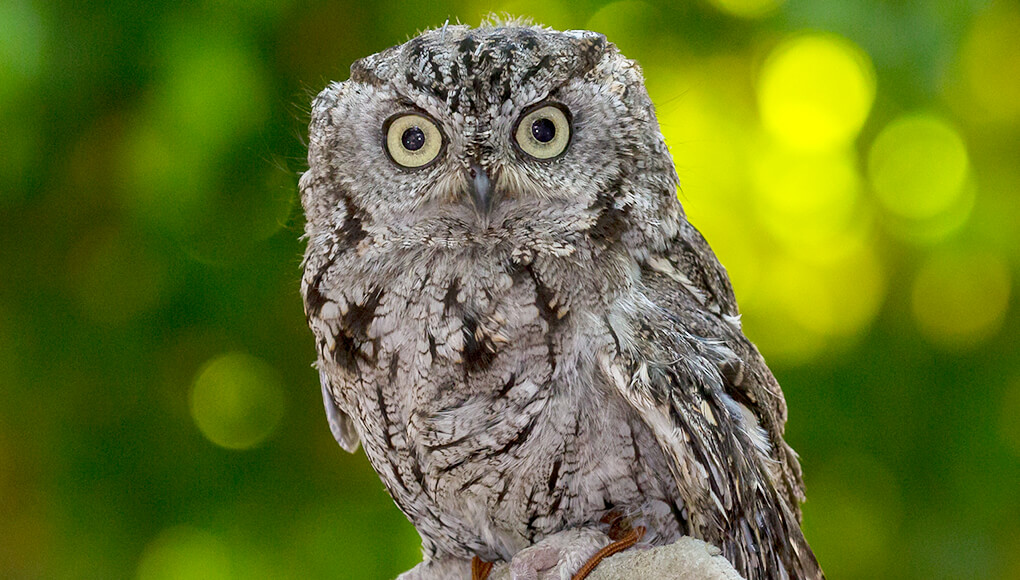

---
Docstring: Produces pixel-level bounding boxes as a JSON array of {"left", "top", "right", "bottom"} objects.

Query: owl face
[{"left": 303, "top": 23, "right": 681, "bottom": 267}]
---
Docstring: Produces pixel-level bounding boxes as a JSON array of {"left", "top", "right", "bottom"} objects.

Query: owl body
[{"left": 301, "top": 22, "right": 822, "bottom": 579}]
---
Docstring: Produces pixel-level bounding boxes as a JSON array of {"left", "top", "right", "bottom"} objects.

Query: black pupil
[
  {"left": 532, "top": 118, "right": 556, "bottom": 143},
  {"left": 401, "top": 126, "right": 426, "bottom": 151}
]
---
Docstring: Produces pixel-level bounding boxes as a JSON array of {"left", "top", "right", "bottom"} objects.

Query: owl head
[{"left": 301, "top": 21, "right": 683, "bottom": 276}]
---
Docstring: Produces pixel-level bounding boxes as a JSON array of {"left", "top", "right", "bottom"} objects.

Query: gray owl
[{"left": 300, "top": 20, "right": 823, "bottom": 580}]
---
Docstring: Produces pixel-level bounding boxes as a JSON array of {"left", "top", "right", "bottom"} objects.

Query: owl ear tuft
[
  {"left": 350, "top": 55, "right": 385, "bottom": 86},
  {"left": 563, "top": 30, "right": 610, "bottom": 74}
]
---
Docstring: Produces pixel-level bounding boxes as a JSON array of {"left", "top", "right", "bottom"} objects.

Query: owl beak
[{"left": 467, "top": 163, "right": 494, "bottom": 215}]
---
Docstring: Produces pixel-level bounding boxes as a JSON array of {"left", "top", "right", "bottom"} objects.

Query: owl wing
[
  {"left": 599, "top": 220, "right": 821, "bottom": 578},
  {"left": 653, "top": 220, "right": 805, "bottom": 507}
]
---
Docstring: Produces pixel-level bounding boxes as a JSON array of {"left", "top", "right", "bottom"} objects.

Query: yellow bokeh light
[
  {"left": 911, "top": 251, "right": 1011, "bottom": 349},
  {"left": 190, "top": 352, "right": 286, "bottom": 450},
  {"left": 959, "top": 1, "right": 1020, "bottom": 123},
  {"left": 708, "top": 0, "right": 785, "bottom": 19},
  {"left": 881, "top": 178, "right": 976, "bottom": 245},
  {"left": 774, "top": 246, "right": 884, "bottom": 338},
  {"left": 758, "top": 258, "right": 831, "bottom": 362},
  {"left": 742, "top": 244, "right": 885, "bottom": 365},
  {"left": 868, "top": 113, "right": 970, "bottom": 221},
  {"left": 757, "top": 33, "right": 876, "bottom": 150},
  {"left": 136, "top": 526, "right": 232, "bottom": 580},
  {"left": 655, "top": 60, "right": 755, "bottom": 204},
  {"left": 750, "top": 141, "right": 870, "bottom": 261}
]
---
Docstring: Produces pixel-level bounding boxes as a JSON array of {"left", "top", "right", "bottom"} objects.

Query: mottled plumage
[{"left": 300, "top": 20, "right": 823, "bottom": 580}]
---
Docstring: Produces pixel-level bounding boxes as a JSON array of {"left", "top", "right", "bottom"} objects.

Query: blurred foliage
[{"left": 1, "top": 0, "right": 1018, "bottom": 578}]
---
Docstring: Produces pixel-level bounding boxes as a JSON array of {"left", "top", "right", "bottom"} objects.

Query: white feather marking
[
  {"left": 710, "top": 491, "right": 726, "bottom": 515},
  {"left": 737, "top": 402, "right": 773, "bottom": 457},
  {"left": 636, "top": 362, "right": 649, "bottom": 386},
  {"left": 700, "top": 399, "right": 718, "bottom": 426},
  {"left": 722, "top": 313, "right": 742, "bottom": 330}
]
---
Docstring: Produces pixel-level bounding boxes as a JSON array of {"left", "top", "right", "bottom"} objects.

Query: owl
[{"left": 300, "top": 20, "right": 824, "bottom": 580}]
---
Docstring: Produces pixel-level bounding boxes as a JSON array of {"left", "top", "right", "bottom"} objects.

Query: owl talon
[
  {"left": 570, "top": 526, "right": 646, "bottom": 580},
  {"left": 472, "top": 555, "right": 494, "bottom": 580}
]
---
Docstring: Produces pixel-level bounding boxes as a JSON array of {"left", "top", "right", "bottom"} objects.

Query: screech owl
[{"left": 300, "top": 20, "right": 824, "bottom": 580}]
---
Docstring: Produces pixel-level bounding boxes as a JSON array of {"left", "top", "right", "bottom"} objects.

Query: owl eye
[
  {"left": 514, "top": 104, "right": 571, "bottom": 160},
  {"left": 385, "top": 113, "right": 444, "bottom": 168}
]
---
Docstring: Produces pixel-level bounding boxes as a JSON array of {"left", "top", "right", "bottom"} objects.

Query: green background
[{"left": 2, "top": 0, "right": 1018, "bottom": 578}]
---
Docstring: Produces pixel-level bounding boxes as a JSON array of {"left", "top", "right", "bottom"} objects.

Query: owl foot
[
  {"left": 571, "top": 526, "right": 646, "bottom": 580},
  {"left": 507, "top": 528, "right": 612, "bottom": 580}
]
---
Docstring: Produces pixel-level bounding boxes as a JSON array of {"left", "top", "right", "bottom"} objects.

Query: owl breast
[{"left": 312, "top": 249, "right": 686, "bottom": 561}]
